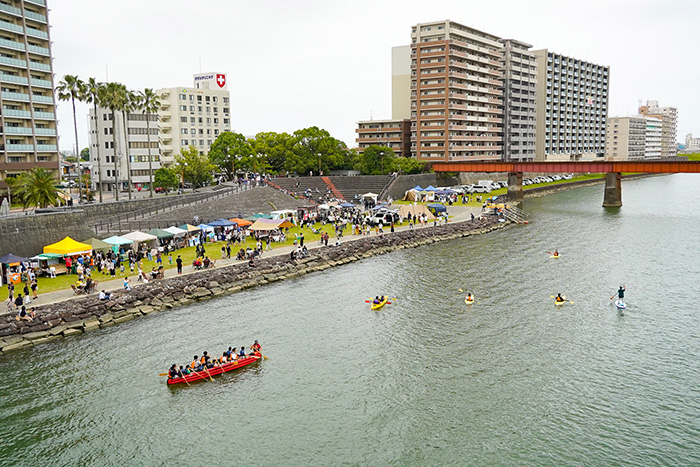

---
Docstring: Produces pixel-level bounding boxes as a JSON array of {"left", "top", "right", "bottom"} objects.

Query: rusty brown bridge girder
[
  {"left": 432, "top": 160, "right": 700, "bottom": 208},
  {"left": 432, "top": 161, "right": 700, "bottom": 174}
]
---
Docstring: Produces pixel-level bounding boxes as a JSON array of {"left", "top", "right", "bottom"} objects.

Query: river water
[{"left": 1, "top": 174, "right": 699, "bottom": 466}]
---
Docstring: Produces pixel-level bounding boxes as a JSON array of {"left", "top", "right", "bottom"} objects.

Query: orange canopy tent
[{"left": 230, "top": 218, "right": 253, "bottom": 227}]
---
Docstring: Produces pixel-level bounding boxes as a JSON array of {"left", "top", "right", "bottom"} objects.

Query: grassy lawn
[
  {"left": 684, "top": 153, "right": 700, "bottom": 161},
  {"left": 1, "top": 221, "right": 376, "bottom": 302}
]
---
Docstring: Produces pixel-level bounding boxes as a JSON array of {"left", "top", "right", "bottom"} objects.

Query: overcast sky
[{"left": 50, "top": 0, "right": 698, "bottom": 153}]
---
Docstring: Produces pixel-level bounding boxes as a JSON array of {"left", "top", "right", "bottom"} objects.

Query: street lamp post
[
  {"left": 317, "top": 153, "right": 322, "bottom": 176},
  {"left": 180, "top": 162, "right": 187, "bottom": 192},
  {"left": 380, "top": 151, "right": 384, "bottom": 174}
]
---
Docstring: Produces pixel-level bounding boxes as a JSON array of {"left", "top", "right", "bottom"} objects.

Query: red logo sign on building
[{"left": 216, "top": 74, "right": 226, "bottom": 88}]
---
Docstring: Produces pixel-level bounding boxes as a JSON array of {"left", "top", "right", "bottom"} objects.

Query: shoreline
[{"left": 0, "top": 214, "right": 506, "bottom": 353}]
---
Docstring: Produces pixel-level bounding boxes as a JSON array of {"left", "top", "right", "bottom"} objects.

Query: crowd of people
[{"left": 167, "top": 341, "right": 262, "bottom": 379}]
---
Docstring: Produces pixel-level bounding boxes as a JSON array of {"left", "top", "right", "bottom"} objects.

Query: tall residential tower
[
  {"left": 0, "top": 0, "right": 59, "bottom": 190},
  {"left": 639, "top": 100, "right": 677, "bottom": 157}
]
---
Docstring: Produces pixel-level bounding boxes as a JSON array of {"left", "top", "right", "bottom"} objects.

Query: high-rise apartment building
[
  {"left": 391, "top": 45, "right": 411, "bottom": 121},
  {"left": 685, "top": 133, "right": 700, "bottom": 151},
  {"left": 605, "top": 117, "right": 646, "bottom": 160},
  {"left": 88, "top": 107, "right": 160, "bottom": 193},
  {"left": 533, "top": 49, "right": 609, "bottom": 161},
  {"left": 0, "top": 0, "right": 59, "bottom": 190},
  {"left": 500, "top": 39, "right": 537, "bottom": 161},
  {"left": 157, "top": 73, "right": 231, "bottom": 161},
  {"left": 410, "top": 20, "right": 504, "bottom": 162},
  {"left": 644, "top": 117, "right": 662, "bottom": 159},
  {"left": 639, "top": 100, "right": 677, "bottom": 157}
]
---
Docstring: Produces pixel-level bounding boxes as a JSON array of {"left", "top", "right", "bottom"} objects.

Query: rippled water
[{"left": 1, "top": 174, "right": 699, "bottom": 466}]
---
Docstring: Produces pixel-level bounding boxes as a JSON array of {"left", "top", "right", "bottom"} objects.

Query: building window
[
  {"left": 180, "top": 116, "right": 187, "bottom": 123},
  {"left": 181, "top": 128, "right": 188, "bottom": 134},
  {"left": 179, "top": 94, "right": 186, "bottom": 100},
  {"left": 180, "top": 105, "right": 187, "bottom": 111},
  {"left": 182, "top": 139, "right": 188, "bottom": 145}
]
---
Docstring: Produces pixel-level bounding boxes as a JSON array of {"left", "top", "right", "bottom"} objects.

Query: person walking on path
[
  {"left": 176, "top": 255, "right": 183, "bottom": 274},
  {"left": 31, "top": 279, "right": 38, "bottom": 299}
]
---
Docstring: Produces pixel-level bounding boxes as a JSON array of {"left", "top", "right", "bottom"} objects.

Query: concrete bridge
[{"left": 432, "top": 161, "right": 700, "bottom": 207}]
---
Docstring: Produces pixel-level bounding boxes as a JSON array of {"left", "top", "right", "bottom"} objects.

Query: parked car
[
  {"left": 498, "top": 181, "right": 508, "bottom": 188},
  {"left": 552, "top": 175, "right": 561, "bottom": 181},
  {"left": 490, "top": 182, "right": 501, "bottom": 191},
  {"left": 472, "top": 184, "right": 492, "bottom": 193},
  {"left": 562, "top": 174, "right": 573, "bottom": 180},
  {"left": 370, "top": 211, "right": 399, "bottom": 226},
  {"left": 462, "top": 184, "right": 476, "bottom": 194}
]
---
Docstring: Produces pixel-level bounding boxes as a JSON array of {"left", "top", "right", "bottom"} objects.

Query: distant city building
[
  {"left": 639, "top": 100, "right": 677, "bottom": 157},
  {"left": 355, "top": 119, "right": 411, "bottom": 158},
  {"left": 500, "top": 39, "right": 537, "bottom": 161},
  {"left": 644, "top": 117, "right": 662, "bottom": 159},
  {"left": 533, "top": 49, "right": 609, "bottom": 161},
  {"left": 685, "top": 133, "right": 700, "bottom": 151},
  {"left": 391, "top": 46, "right": 411, "bottom": 120},
  {"left": 157, "top": 73, "right": 231, "bottom": 161},
  {"left": 605, "top": 117, "right": 646, "bottom": 160},
  {"left": 88, "top": 107, "right": 161, "bottom": 193},
  {"left": 0, "top": 0, "right": 59, "bottom": 190}
]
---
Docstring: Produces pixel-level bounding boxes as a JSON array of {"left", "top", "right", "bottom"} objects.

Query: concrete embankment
[
  {"left": 0, "top": 216, "right": 507, "bottom": 353},
  {"left": 521, "top": 173, "right": 659, "bottom": 200}
]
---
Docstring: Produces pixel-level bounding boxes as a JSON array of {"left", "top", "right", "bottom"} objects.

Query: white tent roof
[
  {"left": 362, "top": 192, "right": 378, "bottom": 198},
  {"left": 164, "top": 226, "right": 188, "bottom": 237},
  {"left": 121, "top": 231, "right": 158, "bottom": 242}
]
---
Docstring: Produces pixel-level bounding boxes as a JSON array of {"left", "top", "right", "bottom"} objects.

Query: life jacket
[
  {"left": 190, "top": 359, "right": 198, "bottom": 369},
  {"left": 252, "top": 343, "right": 261, "bottom": 351}
]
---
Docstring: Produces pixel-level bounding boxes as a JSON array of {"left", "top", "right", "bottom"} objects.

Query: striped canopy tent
[
  {"left": 43, "top": 237, "right": 92, "bottom": 256},
  {"left": 178, "top": 224, "right": 201, "bottom": 232}
]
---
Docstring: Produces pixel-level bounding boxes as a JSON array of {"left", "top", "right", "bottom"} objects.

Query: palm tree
[
  {"left": 11, "top": 168, "right": 59, "bottom": 209},
  {"left": 121, "top": 90, "right": 140, "bottom": 200},
  {"left": 99, "top": 82, "right": 127, "bottom": 201},
  {"left": 83, "top": 78, "right": 104, "bottom": 203},
  {"left": 56, "top": 75, "right": 86, "bottom": 202},
  {"left": 139, "top": 88, "right": 161, "bottom": 198}
]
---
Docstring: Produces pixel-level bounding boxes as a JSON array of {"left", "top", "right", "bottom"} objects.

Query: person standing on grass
[
  {"left": 176, "top": 255, "right": 183, "bottom": 274},
  {"left": 30, "top": 279, "right": 38, "bottom": 299}
]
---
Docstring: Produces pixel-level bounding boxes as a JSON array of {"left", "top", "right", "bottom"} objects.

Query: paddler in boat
[
  {"left": 251, "top": 340, "right": 261, "bottom": 353},
  {"left": 553, "top": 250, "right": 559, "bottom": 257},
  {"left": 373, "top": 296, "right": 380, "bottom": 305},
  {"left": 238, "top": 346, "right": 247, "bottom": 358},
  {"left": 191, "top": 355, "right": 203, "bottom": 371},
  {"left": 555, "top": 293, "right": 565, "bottom": 303},
  {"left": 168, "top": 364, "right": 178, "bottom": 379},
  {"left": 465, "top": 292, "right": 473, "bottom": 301}
]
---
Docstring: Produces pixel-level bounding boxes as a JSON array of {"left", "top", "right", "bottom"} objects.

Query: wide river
[{"left": 2, "top": 174, "right": 699, "bottom": 466}]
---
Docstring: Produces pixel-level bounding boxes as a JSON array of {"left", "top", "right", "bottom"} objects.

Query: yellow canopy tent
[{"left": 43, "top": 237, "right": 93, "bottom": 256}]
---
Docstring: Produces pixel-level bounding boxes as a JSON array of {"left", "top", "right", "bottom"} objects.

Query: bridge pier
[
  {"left": 507, "top": 172, "right": 523, "bottom": 202},
  {"left": 602, "top": 172, "right": 622, "bottom": 207}
]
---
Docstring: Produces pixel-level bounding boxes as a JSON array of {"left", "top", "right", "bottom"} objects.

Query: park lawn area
[{"left": 0, "top": 221, "right": 359, "bottom": 302}]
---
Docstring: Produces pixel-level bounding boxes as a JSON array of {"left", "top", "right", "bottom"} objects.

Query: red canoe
[{"left": 167, "top": 354, "right": 262, "bottom": 385}]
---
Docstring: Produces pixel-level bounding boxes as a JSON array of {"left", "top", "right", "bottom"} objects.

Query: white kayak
[{"left": 614, "top": 300, "right": 627, "bottom": 310}]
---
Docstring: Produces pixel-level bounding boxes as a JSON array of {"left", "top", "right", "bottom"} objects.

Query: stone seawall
[{"left": 0, "top": 217, "right": 506, "bottom": 353}]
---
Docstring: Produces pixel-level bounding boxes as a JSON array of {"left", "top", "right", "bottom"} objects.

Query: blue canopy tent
[
  {"left": 411, "top": 185, "right": 423, "bottom": 191},
  {"left": 208, "top": 218, "right": 237, "bottom": 227},
  {"left": 424, "top": 185, "right": 438, "bottom": 191},
  {"left": 427, "top": 203, "right": 447, "bottom": 212},
  {"left": 196, "top": 223, "right": 214, "bottom": 232},
  {"left": 339, "top": 202, "right": 356, "bottom": 208}
]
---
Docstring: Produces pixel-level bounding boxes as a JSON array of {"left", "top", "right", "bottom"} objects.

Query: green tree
[
  {"left": 355, "top": 145, "right": 396, "bottom": 175},
  {"left": 174, "top": 146, "right": 215, "bottom": 189},
  {"left": 139, "top": 88, "right": 161, "bottom": 198},
  {"left": 80, "top": 148, "right": 90, "bottom": 161},
  {"left": 153, "top": 167, "right": 179, "bottom": 194},
  {"left": 289, "top": 127, "right": 348, "bottom": 175},
  {"left": 395, "top": 156, "right": 427, "bottom": 174},
  {"left": 84, "top": 78, "right": 105, "bottom": 203},
  {"left": 10, "top": 168, "right": 59, "bottom": 209},
  {"left": 56, "top": 75, "right": 86, "bottom": 200},
  {"left": 251, "top": 132, "right": 294, "bottom": 174},
  {"left": 99, "top": 82, "right": 128, "bottom": 201},
  {"left": 64, "top": 156, "right": 78, "bottom": 163},
  {"left": 208, "top": 131, "right": 252, "bottom": 180}
]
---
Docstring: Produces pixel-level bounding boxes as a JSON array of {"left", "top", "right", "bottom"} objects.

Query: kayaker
[
  {"left": 555, "top": 294, "right": 565, "bottom": 303},
  {"left": 554, "top": 250, "right": 559, "bottom": 257},
  {"left": 373, "top": 296, "right": 380, "bottom": 304},
  {"left": 466, "top": 293, "right": 473, "bottom": 301}
]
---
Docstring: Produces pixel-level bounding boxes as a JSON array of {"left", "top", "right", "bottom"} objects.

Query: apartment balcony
[
  {"left": 0, "top": 55, "right": 26, "bottom": 68},
  {"left": 26, "top": 26, "right": 48, "bottom": 39},
  {"left": 5, "top": 144, "right": 34, "bottom": 151},
  {"left": 33, "top": 110, "right": 54, "bottom": 120},
  {"left": 30, "top": 77, "right": 53, "bottom": 88},
  {"left": 2, "top": 91, "right": 29, "bottom": 102},
  {"left": 0, "top": 3, "right": 22, "bottom": 17},
  {"left": 0, "top": 37, "right": 26, "bottom": 52},
  {"left": 0, "top": 19, "right": 23, "bottom": 35},
  {"left": 24, "top": 10, "right": 47, "bottom": 24},
  {"left": 448, "top": 39, "right": 501, "bottom": 58},
  {"left": 0, "top": 72, "right": 28, "bottom": 85},
  {"left": 27, "top": 44, "right": 50, "bottom": 56},
  {"left": 31, "top": 94, "right": 53, "bottom": 103},
  {"left": 29, "top": 60, "right": 51, "bottom": 72},
  {"left": 2, "top": 108, "right": 31, "bottom": 118},
  {"left": 35, "top": 127, "right": 56, "bottom": 135},
  {"left": 36, "top": 144, "right": 57, "bottom": 151}
]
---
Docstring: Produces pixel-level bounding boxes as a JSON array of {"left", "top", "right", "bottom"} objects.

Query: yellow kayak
[{"left": 371, "top": 297, "right": 388, "bottom": 310}]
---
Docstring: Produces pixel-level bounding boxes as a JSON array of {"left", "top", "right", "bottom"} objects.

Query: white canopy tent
[{"left": 163, "top": 226, "right": 188, "bottom": 237}]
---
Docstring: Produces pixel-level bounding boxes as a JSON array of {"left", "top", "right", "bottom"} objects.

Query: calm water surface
[{"left": 1, "top": 174, "right": 699, "bottom": 466}]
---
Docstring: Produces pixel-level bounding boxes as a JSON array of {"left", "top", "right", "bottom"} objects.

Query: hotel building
[
  {"left": 605, "top": 117, "right": 646, "bottom": 160},
  {"left": 533, "top": 49, "right": 609, "bottom": 161},
  {"left": 0, "top": 0, "right": 59, "bottom": 190},
  {"left": 157, "top": 73, "right": 231, "bottom": 162},
  {"left": 639, "top": 100, "right": 677, "bottom": 157}
]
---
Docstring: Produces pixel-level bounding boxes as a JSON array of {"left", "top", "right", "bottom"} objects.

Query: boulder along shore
[{"left": 0, "top": 215, "right": 507, "bottom": 353}]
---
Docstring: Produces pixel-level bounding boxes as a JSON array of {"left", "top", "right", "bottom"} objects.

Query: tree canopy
[
  {"left": 153, "top": 167, "right": 179, "bottom": 194},
  {"left": 80, "top": 147, "right": 90, "bottom": 161},
  {"left": 8, "top": 168, "right": 60, "bottom": 209},
  {"left": 208, "top": 132, "right": 253, "bottom": 180},
  {"left": 173, "top": 146, "right": 215, "bottom": 189}
]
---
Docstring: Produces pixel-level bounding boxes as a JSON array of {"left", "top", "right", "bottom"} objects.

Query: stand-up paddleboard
[{"left": 614, "top": 300, "right": 627, "bottom": 310}]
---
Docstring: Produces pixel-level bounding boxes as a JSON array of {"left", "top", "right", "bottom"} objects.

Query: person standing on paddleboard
[{"left": 616, "top": 286, "right": 625, "bottom": 301}]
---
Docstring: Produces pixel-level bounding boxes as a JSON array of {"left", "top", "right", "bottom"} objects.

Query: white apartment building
[
  {"left": 157, "top": 73, "right": 231, "bottom": 162},
  {"left": 0, "top": 0, "right": 59, "bottom": 190},
  {"left": 88, "top": 107, "right": 161, "bottom": 194},
  {"left": 644, "top": 117, "right": 662, "bottom": 159},
  {"left": 639, "top": 100, "right": 677, "bottom": 157},
  {"left": 501, "top": 39, "right": 537, "bottom": 161},
  {"left": 533, "top": 49, "right": 610, "bottom": 161},
  {"left": 605, "top": 117, "right": 645, "bottom": 160},
  {"left": 684, "top": 133, "right": 700, "bottom": 151}
]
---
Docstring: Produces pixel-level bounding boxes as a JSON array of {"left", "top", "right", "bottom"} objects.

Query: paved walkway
[{"left": 21, "top": 205, "right": 482, "bottom": 308}]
